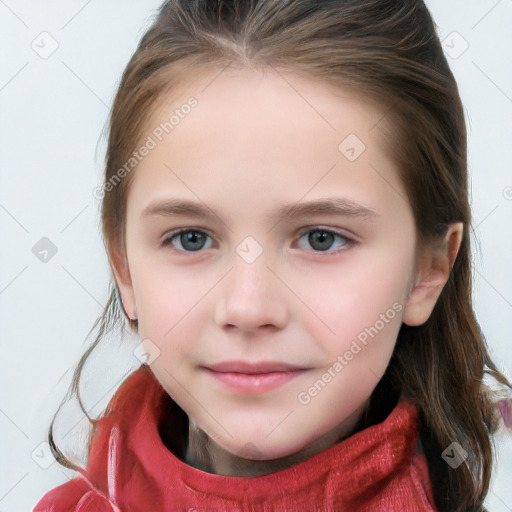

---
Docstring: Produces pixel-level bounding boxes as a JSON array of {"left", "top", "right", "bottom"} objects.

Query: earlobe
[
  {"left": 109, "top": 245, "right": 137, "bottom": 321},
  {"left": 403, "top": 223, "right": 463, "bottom": 327}
]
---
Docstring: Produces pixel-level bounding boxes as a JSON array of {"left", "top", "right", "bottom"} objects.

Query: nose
[{"left": 213, "top": 251, "right": 289, "bottom": 334}]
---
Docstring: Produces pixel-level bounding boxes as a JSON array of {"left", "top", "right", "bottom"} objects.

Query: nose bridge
[{"left": 214, "top": 240, "right": 288, "bottom": 330}]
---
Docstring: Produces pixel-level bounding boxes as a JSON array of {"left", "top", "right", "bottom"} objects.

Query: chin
[
  {"left": 221, "top": 433, "right": 310, "bottom": 462},
  {"left": 237, "top": 441, "right": 273, "bottom": 460}
]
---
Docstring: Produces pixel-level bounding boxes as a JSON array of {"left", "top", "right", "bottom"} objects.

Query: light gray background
[{"left": 0, "top": 1, "right": 511, "bottom": 511}]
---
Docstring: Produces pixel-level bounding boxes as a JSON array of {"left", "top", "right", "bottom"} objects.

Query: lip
[
  {"left": 205, "top": 360, "right": 307, "bottom": 374},
  {"left": 203, "top": 360, "right": 309, "bottom": 394}
]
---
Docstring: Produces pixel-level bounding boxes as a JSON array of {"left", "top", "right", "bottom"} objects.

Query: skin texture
[{"left": 111, "top": 65, "right": 463, "bottom": 477}]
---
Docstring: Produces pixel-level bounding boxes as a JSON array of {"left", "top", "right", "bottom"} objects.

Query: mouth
[
  {"left": 202, "top": 360, "right": 310, "bottom": 394},
  {"left": 205, "top": 360, "right": 308, "bottom": 374}
]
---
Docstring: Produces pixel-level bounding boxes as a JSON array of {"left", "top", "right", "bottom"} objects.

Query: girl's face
[{"left": 116, "top": 66, "right": 420, "bottom": 461}]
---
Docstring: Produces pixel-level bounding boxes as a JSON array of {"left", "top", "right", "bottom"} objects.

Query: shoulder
[
  {"left": 32, "top": 476, "right": 115, "bottom": 512},
  {"left": 33, "top": 366, "right": 155, "bottom": 512},
  {"left": 104, "top": 365, "right": 153, "bottom": 416}
]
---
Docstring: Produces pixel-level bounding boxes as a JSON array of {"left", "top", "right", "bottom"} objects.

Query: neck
[{"left": 184, "top": 402, "right": 369, "bottom": 477}]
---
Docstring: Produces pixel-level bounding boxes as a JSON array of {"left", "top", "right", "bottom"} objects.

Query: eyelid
[
  {"left": 160, "top": 227, "right": 216, "bottom": 249},
  {"left": 295, "top": 224, "right": 358, "bottom": 241},
  {"left": 293, "top": 226, "right": 356, "bottom": 255}
]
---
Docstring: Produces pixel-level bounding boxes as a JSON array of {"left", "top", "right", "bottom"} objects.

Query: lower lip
[{"left": 204, "top": 369, "right": 306, "bottom": 394}]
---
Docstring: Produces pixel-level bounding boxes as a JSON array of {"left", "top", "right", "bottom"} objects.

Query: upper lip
[{"left": 204, "top": 360, "right": 308, "bottom": 374}]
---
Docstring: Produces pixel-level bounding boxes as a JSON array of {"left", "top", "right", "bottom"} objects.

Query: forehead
[
  {"left": 127, "top": 65, "right": 407, "bottom": 221},
  {"left": 146, "top": 65, "right": 387, "bottom": 142}
]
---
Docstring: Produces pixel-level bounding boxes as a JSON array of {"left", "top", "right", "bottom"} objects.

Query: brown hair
[{"left": 49, "top": 1, "right": 512, "bottom": 510}]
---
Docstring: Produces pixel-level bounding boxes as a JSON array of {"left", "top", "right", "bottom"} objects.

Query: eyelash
[{"left": 160, "top": 227, "right": 356, "bottom": 256}]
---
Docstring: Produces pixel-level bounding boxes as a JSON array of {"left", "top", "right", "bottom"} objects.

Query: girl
[{"left": 34, "top": 1, "right": 511, "bottom": 511}]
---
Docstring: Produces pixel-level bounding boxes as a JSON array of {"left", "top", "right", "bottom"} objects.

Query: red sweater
[{"left": 34, "top": 365, "right": 437, "bottom": 511}]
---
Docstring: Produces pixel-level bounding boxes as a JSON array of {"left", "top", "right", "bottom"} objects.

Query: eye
[
  {"left": 161, "top": 229, "right": 214, "bottom": 252},
  {"left": 295, "top": 228, "right": 353, "bottom": 254},
  {"left": 160, "top": 227, "right": 354, "bottom": 254}
]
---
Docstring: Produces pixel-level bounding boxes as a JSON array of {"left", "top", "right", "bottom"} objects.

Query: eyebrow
[{"left": 141, "top": 197, "right": 378, "bottom": 227}]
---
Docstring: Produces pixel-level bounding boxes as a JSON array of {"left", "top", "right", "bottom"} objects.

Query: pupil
[
  {"left": 182, "top": 231, "right": 204, "bottom": 251},
  {"left": 310, "top": 231, "right": 332, "bottom": 251}
]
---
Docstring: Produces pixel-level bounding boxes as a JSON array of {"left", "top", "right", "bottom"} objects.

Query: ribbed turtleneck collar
[{"left": 78, "top": 364, "right": 436, "bottom": 511}]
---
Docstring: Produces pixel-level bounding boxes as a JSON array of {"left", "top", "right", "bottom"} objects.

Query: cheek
[
  {"left": 130, "top": 262, "right": 205, "bottom": 350},
  {"left": 292, "top": 245, "right": 412, "bottom": 358}
]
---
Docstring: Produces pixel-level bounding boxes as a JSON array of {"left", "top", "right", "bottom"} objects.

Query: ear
[
  {"left": 403, "top": 222, "right": 463, "bottom": 327},
  {"left": 109, "top": 244, "right": 137, "bottom": 321}
]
